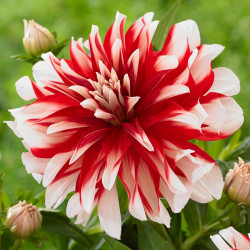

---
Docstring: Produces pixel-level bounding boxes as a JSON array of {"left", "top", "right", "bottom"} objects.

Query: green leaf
[
  {"left": 167, "top": 210, "right": 181, "bottom": 247},
  {"left": 137, "top": 221, "right": 173, "bottom": 250},
  {"left": 103, "top": 235, "right": 131, "bottom": 250},
  {"left": 10, "top": 54, "right": 40, "bottom": 64},
  {"left": 52, "top": 39, "right": 69, "bottom": 56},
  {"left": 219, "top": 130, "right": 241, "bottom": 160},
  {"left": 117, "top": 178, "right": 129, "bottom": 214},
  {"left": 40, "top": 209, "right": 92, "bottom": 247},
  {"left": 226, "top": 136, "right": 250, "bottom": 161},
  {"left": 217, "top": 195, "right": 231, "bottom": 210},
  {"left": 152, "top": 0, "right": 182, "bottom": 50},
  {"left": 182, "top": 201, "right": 207, "bottom": 236},
  {"left": 216, "top": 159, "right": 234, "bottom": 178},
  {"left": 229, "top": 204, "right": 241, "bottom": 226},
  {"left": 246, "top": 207, "right": 250, "bottom": 225}
]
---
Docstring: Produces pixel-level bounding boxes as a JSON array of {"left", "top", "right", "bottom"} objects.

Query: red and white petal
[
  {"left": 89, "top": 25, "right": 110, "bottom": 72},
  {"left": 160, "top": 178, "right": 192, "bottom": 213},
  {"left": 70, "top": 38, "right": 93, "bottom": 78},
  {"left": 98, "top": 185, "right": 121, "bottom": 239},
  {"left": 80, "top": 159, "right": 103, "bottom": 213},
  {"left": 161, "top": 20, "right": 200, "bottom": 59},
  {"left": 33, "top": 52, "right": 62, "bottom": 83},
  {"left": 125, "top": 12, "right": 154, "bottom": 55},
  {"left": 199, "top": 95, "right": 244, "bottom": 140},
  {"left": 125, "top": 96, "right": 140, "bottom": 114},
  {"left": 137, "top": 160, "right": 159, "bottom": 216},
  {"left": 70, "top": 128, "right": 110, "bottom": 164},
  {"left": 198, "top": 164, "right": 223, "bottom": 200},
  {"left": 5, "top": 121, "right": 21, "bottom": 138},
  {"left": 15, "top": 76, "right": 37, "bottom": 101},
  {"left": 190, "top": 44, "right": 224, "bottom": 86},
  {"left": 43, "top": 151, "right": 73, "bottom": 187},
  {"left": 22, "top": 152, "right": 49, "bottom": 175},
  {"left": 119, "top": 154, "right": 147, "bottom": 221},
  {"left": 176, "top": 155, "right": 214, "bottom": 184},
  {"left": 146, "top": 200, "right": 171, "bottom": 228},
  {"left": 102, "top": 129, "right": 131, "bottom": 190},
  {"left": 219, "top": 227, "right": 250, "bottom": 249},
  {"left": 45, "top": 171, "right": 79, "bottom": 209},
  {"left": 210, "top": 234, "right": 231, "bottom": 250},
  {"left": 66, "top": 193, "right": 82, "bottom": 218},
  {"left": 207, "top": 67, "right": 240, "bottom": 96},
  {"left": 122, "top": 119, "right": 154, "bottom": 151}
]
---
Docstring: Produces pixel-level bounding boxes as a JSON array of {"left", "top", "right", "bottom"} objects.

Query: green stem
[
  {"left": 179, "top": 206, "right": 232, "bottom": 250},
  {"left": 208, "top": 206, "right": 232, "bottom": 224},
  {"left": 0, "top": 172, "right": 3, "bottom": 248},
  {"left": 179, "top": 221, "right": 221, "bottom": 250},
  {"left": 0, "top": 172, "right": 3, "bottom": 211},
  {"left": 11, "top": 239, "right": 22, "bottom": 250}
]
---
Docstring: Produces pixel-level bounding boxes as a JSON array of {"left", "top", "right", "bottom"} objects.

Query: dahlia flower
[
  {"left": 7, "top": 12, "right": 243, "bottom": 239},
  {"left": 210, "top": 227, "right": 250, "bottom": 250}
]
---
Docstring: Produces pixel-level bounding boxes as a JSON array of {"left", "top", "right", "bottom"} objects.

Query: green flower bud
[
  {"left": 224, "top": 158, "right": 250, "bottom": 206},
  {"left": 6, "top": 201, "right": 42, "bottom": 238},
  {"left": 23, "top": 19, "right": 55, "bottom": 57}
]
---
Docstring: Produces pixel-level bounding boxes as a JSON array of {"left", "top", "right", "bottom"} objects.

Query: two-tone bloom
[
  {"left": 210, "top": 227, "right": 250, "bottom": 250},
  {"left": 7, "top": 12, "right": 243, "bottom": 239}
]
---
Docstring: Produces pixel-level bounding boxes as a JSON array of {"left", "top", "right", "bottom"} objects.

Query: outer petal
[
  {"left": 198, "top": 94, "right": 244, "bottom": 140},
  {"left": 207, "top": 67, "right": 240, "bottom": 96},
  {"left": 98, "top": 185, "right": 121, "bottom": 239}
]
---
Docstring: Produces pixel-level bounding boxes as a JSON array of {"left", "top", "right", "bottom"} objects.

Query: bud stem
[
  {"left": 0, "top": 172, "right": 3, "bottom": 248},
  {"left": 10, "top": 239, "right": 22, "bottom": 250},
  {"left": 0, "top": 172, "right": 3, "bottom": 211}
]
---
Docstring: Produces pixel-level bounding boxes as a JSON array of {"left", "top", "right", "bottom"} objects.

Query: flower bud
[
  {"left": 6, "top": 201, "right": 42, "bottom": 238},
  {"left": 224, "top": 158, "right": 250, "bottom": 206},
  {"left": 23, "top": 19, "right": 55, "bottom": 57}
]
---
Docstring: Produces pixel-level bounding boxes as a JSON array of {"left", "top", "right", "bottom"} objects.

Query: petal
[
  {"left": 43, "top": 151, "right": 73, "bottom": 187},
  {"left": 22, "top": 152, "right": 49, "bottom": 174},
  {"left": 208, "top": 67, "right": 240, "bottom": 96},
  {"left": 210, "top": 235, "right": 231, "bottom": 250},
  {"left": 119, "top": 154, "right": 147, "bottom": 221},
  {"left": 70, "top": 128, "right": 110, "bottom": 164},
  {"left": 45, "top": 171, "right": 78, "bottom": 209},
  {"left": 122, "top": 119, "right": 154, "bottom": 151},
  {"left": 15, "top": 76, "right": 36, "bottom": 101},
  {"left": 160, "top": 178, "right": 192, "bottom": 213},
  {"left": 219, "top": 227, "right": 250, "bottom": 249},
  {"left": 98, "top": 185, "right": 121, "bottom": 239},
  {"left": 102, "top": 129, "right": 132, "bottom": 190},
  {"left": 199, "top": 95, "right": 244, "bottom": 140}
]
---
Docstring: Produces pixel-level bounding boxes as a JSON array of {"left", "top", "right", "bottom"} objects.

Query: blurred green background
[{"left": 0, "top": 0, "right": 249, "bottom": 199}]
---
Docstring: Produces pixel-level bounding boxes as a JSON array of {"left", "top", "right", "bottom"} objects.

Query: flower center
[{"left": 82, "top": 67, "right": 134, "bottom": 126}]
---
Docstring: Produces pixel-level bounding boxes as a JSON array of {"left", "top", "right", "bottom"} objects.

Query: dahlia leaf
[
  {"left": 40, "top": 210, "right": 92, "bottom": 247},
  {"left": 103, "top": 235, "right": 131, "bottom": 250},
  {"left": 52, "top": 38, "right": 69, "bottom": 56},
  {"left": 182, "top": 200, "right": 208, "bottom": 236},
  {"left": 219, "top": 129, "right": 241, "bottom": 160},
  {"left": 225, "top": 136, "right": 250, "bottom": 161},
  {"left": 137, "top": 221, "right": 174, "bottom": 250},
  {"left": 152, "top": 0, "right": 182, "bottom": 50}
]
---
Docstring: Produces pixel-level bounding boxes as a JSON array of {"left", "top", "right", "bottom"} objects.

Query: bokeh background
[{"left": 0, "top": 0, "right": 249, "bottom": 199}]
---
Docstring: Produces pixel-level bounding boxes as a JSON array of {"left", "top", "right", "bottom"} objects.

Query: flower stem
[
  {"left": 0, "top": 172, "right": 3, "bottom": 248},
  {"left": 11, "top": 239, "right": 22, "bottom": 250},
  {"left": 179, "top": 221, "right": 221, "bottom": 250}
]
